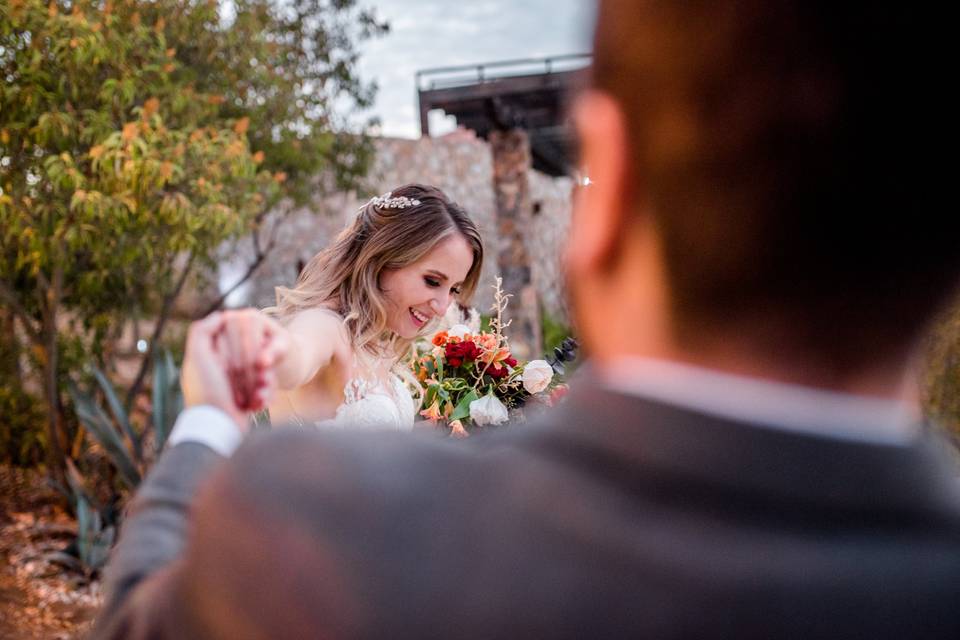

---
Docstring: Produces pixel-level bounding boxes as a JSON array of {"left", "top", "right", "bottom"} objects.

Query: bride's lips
[{"left": 409, "top": 307, "right": 429, "bottom": 328}]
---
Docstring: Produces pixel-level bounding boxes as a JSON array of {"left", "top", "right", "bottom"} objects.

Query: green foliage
[
  {"left": 151, "top": 348, "right": 181, "bottom": 451},
  {"left": 0, "top": 383, "right": 46, "bottom": 466},
  {"left": 921, "top": 298, "right": 960, "bottom": 453},
  {"left": 0, "top": 0, "right": 384, "bottom": 472},
  {"left": 449, "top": 389, "right": 479, "bottom": 422},
  {"left": 541, "top": 307, "right": 571, "bottom": 354},
  {"left": 479, "top": 313, "right": 493, "bottom": 333},
  {"left": 0, "top": 313, "right": 45, "bottom": 465}
]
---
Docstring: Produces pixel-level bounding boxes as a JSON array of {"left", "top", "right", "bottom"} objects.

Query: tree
[{"left": 0, "top": 0, "right": 385, "bottom": 481}]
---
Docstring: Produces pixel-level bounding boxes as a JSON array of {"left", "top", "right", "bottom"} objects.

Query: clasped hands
[{"left": 180, "top": 309, "right": 288, "bottom": 430}]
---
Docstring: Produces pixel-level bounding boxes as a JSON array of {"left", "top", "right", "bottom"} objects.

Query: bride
[{"left": 221, "top": 183, "right": 484, "bottom": 430}]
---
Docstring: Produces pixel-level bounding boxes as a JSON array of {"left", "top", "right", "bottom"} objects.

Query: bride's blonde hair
[{"left": 265, "top": 184, "right": 484, "bottom": 363}]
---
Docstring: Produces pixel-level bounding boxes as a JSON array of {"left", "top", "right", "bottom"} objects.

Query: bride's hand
[{"left": 219, "top": 308, "right": 289, "bottom": 412}]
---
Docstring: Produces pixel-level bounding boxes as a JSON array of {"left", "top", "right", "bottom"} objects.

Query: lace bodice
[{"left": 315, "top": 372, "right": 416, "bottom": 431}]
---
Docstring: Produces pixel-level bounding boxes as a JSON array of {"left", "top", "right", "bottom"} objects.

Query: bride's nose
[{"left": 429, "top": 295, "right": 449, "bottom": 316}]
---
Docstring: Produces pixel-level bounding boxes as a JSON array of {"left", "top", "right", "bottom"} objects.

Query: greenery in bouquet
[{"left": 411, "top": 278, "right": 573, "bottom": 436}]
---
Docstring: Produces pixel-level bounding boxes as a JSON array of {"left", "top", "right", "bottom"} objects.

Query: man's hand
[
  {"left": 181, "top": 311, "right": 286, "bottom": 430},
  {"left": 219, "top": 309, "right": 289, "bottom": 412}
]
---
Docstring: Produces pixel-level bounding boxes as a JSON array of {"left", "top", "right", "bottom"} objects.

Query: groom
[{"left": 95, "top": 2, "right": 960, "bottom": 638}]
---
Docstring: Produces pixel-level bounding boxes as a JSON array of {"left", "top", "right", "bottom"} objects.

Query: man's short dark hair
[{"left": 592, "top": 1, "right": 955, "bottom": 368}]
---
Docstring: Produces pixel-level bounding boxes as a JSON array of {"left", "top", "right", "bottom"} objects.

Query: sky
[{"left": 350, "top": 0, "right": 595, "bottom": 139}]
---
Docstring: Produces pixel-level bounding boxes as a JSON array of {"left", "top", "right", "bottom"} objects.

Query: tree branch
[
  {"left": 123, "top": 252, "right": 197, "bottom": 412},
  {"left": 40, "top": 260, "right": 67, "bottom": 487},
  {"left": 195, "top": 211, "right": 281, "bottom": 318},
  {"left": 0, "top": 278, "right": 43, "bottom": 345}
]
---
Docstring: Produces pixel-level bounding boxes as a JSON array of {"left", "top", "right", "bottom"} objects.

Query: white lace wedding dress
[
  {"left": 259, "top": 331, "right": 418, "bottom": 432},
  {"left": 315, "top": 372, "right": 416, "bottom": 431}
]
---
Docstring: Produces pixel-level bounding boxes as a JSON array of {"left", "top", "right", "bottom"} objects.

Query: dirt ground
[{"left": 0, "top": 467, "right": 101, "bottom": 640}]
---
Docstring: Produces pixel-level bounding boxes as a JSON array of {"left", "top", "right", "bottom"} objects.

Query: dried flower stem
[
  {"left": 489, "top": 276, "right": 512, "bottom": 348},
  {"left": 472, "top": 277, "right": 513, "bottom": 391}
]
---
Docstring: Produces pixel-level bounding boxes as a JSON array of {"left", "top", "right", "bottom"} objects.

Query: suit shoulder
[{"left": 222, "top": 425, "right": 563, "bottom": 516}]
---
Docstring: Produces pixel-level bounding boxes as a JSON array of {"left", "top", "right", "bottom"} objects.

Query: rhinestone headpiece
[{"left": 365, "top": 191, "right": 421, "bottom": 210}]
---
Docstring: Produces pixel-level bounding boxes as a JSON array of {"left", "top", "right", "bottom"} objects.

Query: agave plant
[
  {"left": 45, "top": 457, "right": 118, "bottom": 577},
  {"left": 67, "top": 348, "right": 183, "bottom": 491},
  {"left": 54, "top": 348, "right": 183, "bottom": 575}
]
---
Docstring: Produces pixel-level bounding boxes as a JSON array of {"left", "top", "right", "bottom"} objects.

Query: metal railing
[{"left": 416, "top": 53, "right": 591, "bottom": 91}]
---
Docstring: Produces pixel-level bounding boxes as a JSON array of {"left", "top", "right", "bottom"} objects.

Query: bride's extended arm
[
  {"left": 217, "top": 307, "right": 349, "bottom": 402},
  {"left": 268, "top": 308, "right": 349, "bottom": 390}
]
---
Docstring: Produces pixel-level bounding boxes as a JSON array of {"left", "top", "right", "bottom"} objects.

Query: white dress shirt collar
[{"left": 598, "top": 357, "right": 920, "bottom": 446}]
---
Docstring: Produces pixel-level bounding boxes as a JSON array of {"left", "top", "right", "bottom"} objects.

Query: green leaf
[
  {"left": 91, "top": 365, "right": 140, "bottom": 460},
  {"left": 64, "top": 458, "right": 101, "bottom": 512},
  {"left": 424, "top": 383, "right": 439, "bottom": 410},
  {"left": 450, "top": 390, "right": 479, "bottom": 422},
  {"left": 75, "top": 494, "right": 98, "bottom": 567},
  {"left": 69, "top": 382, "right": 141, "bottom": 489},
  {"left": 75, "top": 492, "right": 114, "bottom": 572},
  {"left": 153, "top": 348, "right": 182, "bottom": 450}
]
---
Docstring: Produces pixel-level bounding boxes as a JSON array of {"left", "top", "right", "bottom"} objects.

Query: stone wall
[
  {"left": 223, "top": 134, "right": 572, "bottom": 331},
  {"left": 528, "top": 170, "right": 574, "bottom": 323}
]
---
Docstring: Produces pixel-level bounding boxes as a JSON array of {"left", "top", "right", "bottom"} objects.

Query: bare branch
[
  {"left": 123, "top": 252, "right": 197, "bottom": 411},
  {"left": 195, "top": 215, "right": 280, "bottom": 318}
]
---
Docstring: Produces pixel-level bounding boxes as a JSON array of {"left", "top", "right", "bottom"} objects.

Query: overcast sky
[{"left": 350, "top": 0, "right": 595, "bottom": 139}]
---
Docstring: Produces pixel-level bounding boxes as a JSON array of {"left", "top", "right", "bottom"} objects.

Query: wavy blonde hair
[{"left": 265, "top": 184, "right": 484, "bottom": 365}]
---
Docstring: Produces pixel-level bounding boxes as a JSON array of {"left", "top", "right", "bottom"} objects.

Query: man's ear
[{"left": 565, "top": 91, "right": 631, "bottom": 274}]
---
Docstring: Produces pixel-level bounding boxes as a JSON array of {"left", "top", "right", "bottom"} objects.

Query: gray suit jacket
[{"left": 93, "top": 382, "right": 960, "bottom": 639}]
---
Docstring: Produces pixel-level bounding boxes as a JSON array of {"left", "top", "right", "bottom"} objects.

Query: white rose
[
  {"left": 469, "top": 394, "right": 509, "bottom": 426},
  {"left": 521, "top": 360, "right": 554, "bottom": 394},
  {"left": 447, "top": 323, "right": 472, "bottom": 339}
]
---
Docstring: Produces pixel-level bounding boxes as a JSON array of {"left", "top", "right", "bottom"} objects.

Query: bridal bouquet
[{"left": 411, "top": 278, "right": 573, "bottom": 436}]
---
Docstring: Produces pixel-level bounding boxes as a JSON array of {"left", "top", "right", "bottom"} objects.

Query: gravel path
[{"left": 0, "top": 467, "right": 101, "bottom": 639}]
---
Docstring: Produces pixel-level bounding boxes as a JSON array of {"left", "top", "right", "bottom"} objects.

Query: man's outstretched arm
[
  {"left": 98, "top": 409, "right": 237, "bottom": 619},
  {"left": 92, "top": 311, "right": 284, "bottom": 637}
]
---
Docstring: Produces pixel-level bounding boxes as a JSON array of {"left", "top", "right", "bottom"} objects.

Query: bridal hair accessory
[{"left": 364, "top": 191, "right": 421, "bottom": 210}]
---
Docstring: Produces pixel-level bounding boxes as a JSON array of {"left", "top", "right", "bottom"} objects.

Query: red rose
[
  {"left": 504, "top": 356, "right": 517, "bottom": 368},
  {"left": 445, "top": 340, "right": 481, "bottom": 368},
  {"left": 487, "top": 364, "right": 508, "bottom": 379}
]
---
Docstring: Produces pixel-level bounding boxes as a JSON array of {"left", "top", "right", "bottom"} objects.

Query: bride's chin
[{"left": 389, "top": 323, "right": 416, "bottom": 340}]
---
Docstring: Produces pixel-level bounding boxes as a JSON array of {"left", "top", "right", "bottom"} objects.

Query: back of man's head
[{"left": 588, "top": 1, "right": 954, "bottom": 372}]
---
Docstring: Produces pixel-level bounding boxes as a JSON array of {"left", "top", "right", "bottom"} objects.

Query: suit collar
[{"left": 597, "top": 356, "right": 918, "bottom": 445}]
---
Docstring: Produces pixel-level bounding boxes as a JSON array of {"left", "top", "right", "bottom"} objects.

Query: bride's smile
[{"left": 380, "top": 233, "right": 475, "bottom": 339}]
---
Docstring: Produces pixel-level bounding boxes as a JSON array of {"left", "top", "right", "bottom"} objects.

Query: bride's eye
[{"left": 424, "top": 277, "right": 440, "bottom": 288}]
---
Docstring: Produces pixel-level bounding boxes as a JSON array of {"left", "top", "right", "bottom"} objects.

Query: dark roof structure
[{"left": 416, "top": 54, "right": 591, "bottom": 177}]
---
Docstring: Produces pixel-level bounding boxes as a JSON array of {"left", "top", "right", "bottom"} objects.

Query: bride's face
[{"left": 380, "top": 234, "right": 474, "bottom": 339}]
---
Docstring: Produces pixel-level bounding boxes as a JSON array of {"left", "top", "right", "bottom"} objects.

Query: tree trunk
[
  {"left": 41, "top": 310, "right": 67, "bottom": 489},
  {"left": 39, "top": 264, "right": 67, "bottom": 489}
]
